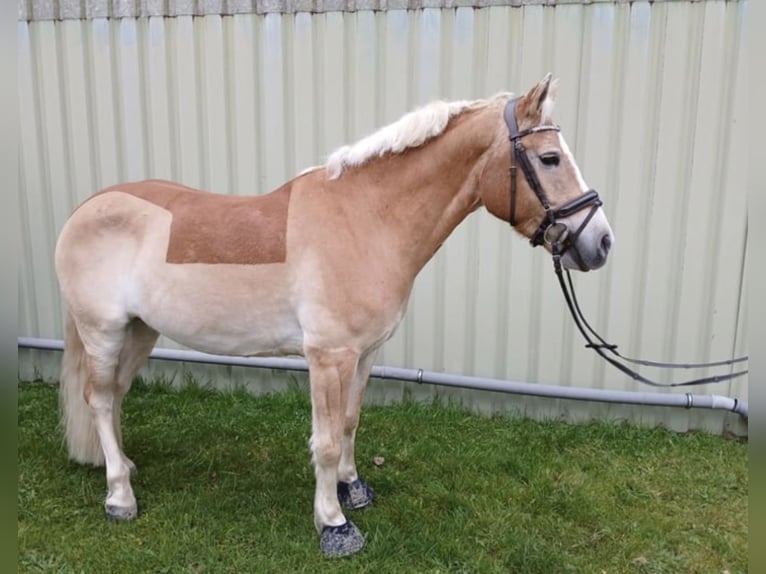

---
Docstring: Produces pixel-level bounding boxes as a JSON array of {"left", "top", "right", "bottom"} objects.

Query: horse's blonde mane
[{"left": 326, "top": 93, "right": 513, "bottom": 179}]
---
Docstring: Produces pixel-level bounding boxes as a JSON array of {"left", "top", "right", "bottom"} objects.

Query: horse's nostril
[{"left": 601, "top": 234, "right": 612, "bottom": 253}]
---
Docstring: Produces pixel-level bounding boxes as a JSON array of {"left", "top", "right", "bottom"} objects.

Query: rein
[
  {"left": 503, "top": 98, "right": 749, "bottom": 387},
  {"left": 551, "top": 253, "right": 749, "bottom": 387}
]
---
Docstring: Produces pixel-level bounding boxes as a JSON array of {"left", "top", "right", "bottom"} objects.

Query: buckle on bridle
[{"left": 543, "top": 222, "right": 569, "bottom": 247}]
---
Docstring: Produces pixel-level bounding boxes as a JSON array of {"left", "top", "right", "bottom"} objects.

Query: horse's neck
[{"left": 354, "top": 107, "right": 499, "bottom": 273}]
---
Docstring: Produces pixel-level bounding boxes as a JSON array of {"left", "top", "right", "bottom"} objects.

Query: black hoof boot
[
  {"left": 337, "top": 477, "right": 375, "bottom": 510},
  {"left": 104, "top": 502, "right": 137, "bottom": 521},
  {"left": 319, "top": 520, "right": 365, "bottom": 557}
]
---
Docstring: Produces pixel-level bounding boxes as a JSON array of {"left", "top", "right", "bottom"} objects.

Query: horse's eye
[{"left": 539, "top": 152, "right": 560, "bottom": 167}]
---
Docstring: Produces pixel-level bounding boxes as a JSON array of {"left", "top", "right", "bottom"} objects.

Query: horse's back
[
  {"left": 104, "top": 180, "right": 291, "bottom": 265},
  {"left": 57, "top": 178, "right": 294, "bottom": 276}
]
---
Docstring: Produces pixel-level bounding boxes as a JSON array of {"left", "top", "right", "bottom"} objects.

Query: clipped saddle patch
[{"left": 105, "top": 180, "right": 291, "bottom": 265}]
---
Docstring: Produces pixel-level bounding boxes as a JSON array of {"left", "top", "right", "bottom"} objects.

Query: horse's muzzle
[{"left": 571, "top": 229, "right": 613, "bottom": 271}]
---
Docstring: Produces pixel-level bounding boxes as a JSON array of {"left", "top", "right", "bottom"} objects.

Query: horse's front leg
[
  {"left": 337, "top": 348, "right": 377, "bottom": 510},
  {"left": 306, "top": 346, "right": 366, "bottom": 558}
]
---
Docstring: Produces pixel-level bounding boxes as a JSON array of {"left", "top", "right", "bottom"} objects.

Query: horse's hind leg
[
  {"left": 113, "top": 319, "right": 159, "bottom": 474},
  {"left": 63, "top": 314, "right": 156, "bottom": 521},
  {"left": 337, "top": 348, "right": 377, "bottom": 510},
  {"left": 77, "top": 324, "right": 139, "bottom": 521}
]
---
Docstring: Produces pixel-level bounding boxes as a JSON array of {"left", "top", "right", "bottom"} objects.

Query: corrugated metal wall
[{"left": 18, "top": 0, "right": 748, "bottom": 432}]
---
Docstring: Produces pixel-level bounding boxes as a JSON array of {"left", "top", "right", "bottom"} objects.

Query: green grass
[{"left": 18, "top": 380, "right": 747, "bottom": 574}]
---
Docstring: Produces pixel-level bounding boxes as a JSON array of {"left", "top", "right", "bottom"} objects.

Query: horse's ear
[{"left": 520, "top": 73, "right": 559, "bottom": 123}]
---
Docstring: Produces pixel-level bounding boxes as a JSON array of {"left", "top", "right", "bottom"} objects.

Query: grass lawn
[{"left": 18, "top": 379, "right": 747, "bottom": 573}]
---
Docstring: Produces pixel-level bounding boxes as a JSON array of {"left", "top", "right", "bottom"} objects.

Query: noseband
[{"left": 503, "top": 98, "right": 602, "bottom": 261}]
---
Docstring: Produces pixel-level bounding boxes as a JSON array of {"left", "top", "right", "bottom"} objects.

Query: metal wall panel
[{"left": 17, "top": 1, "right": 748, "bottom": 432}]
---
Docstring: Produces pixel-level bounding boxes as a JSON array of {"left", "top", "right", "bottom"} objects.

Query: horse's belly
[
  {"left": 161, "top": 318, "right": 304, "bottom": 358},
  {"left": 132, "top": 263, "right": 304, "bottom": 357}
]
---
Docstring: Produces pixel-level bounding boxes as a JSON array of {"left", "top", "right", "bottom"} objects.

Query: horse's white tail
[{"left": 60, "top": 312, "right": 104, "bottom": 465}]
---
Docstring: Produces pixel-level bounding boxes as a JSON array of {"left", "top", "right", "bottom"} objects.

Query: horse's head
[{"left": 482, "top": 74, "right": 614, "bottom": 271}]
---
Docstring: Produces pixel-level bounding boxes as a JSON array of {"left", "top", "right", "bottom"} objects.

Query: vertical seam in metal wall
[
  {"left": 667, "top": 2, "right": 704, "bottom": 375},
  {"left": 223, "top": 16, "right": 236, "bottom": 193},
  {"left": 374, "top": 11, "right": 384, "bottom": 130},
  {"left": 195, "top": 17, "right": 208, "bottom": 191},
  {"left": 472, "top": 7, "right": 486, "bottom": 94},
  {"left": 698, "top": 2, "right": 721, "bottom": 367},
  {"left": 110, "top": 19, "right": 125, "bottom": 183},
  {"left": 595, "top": 2, "right": 628, "bottom": 388},
  {"left": 552, "top": 5, "right": 574, "bottom": 386},
  {"left": 664, "top": 2, "right": 693, "bottom": 381},
  {"left": 36, "top": 23, "right": 63, "bottom": 335},
  {"left": 30, "top": 22, "right": 56, "bottom": 316},
  {"left": 635, "top": 2, "right": 666, "bottom": 375},
  {"left": 56, "top": 22, "right": 76, "bottom": 214},
  {"left": 346, "top": 12, "right": 355, "bottom": 152},
  {"left": 442, "top": 8, "right": 453, "bottom": 97},
  {"left": 82, "top": 21, "right": 99, "bottom": 191},
  {"left": 311, "top": 14, "right": 323, "bottom": 175},
  {"left": 522, "top": 5, "right": 541, "bottom": 384},
  {"left": 558, "top": 3, "right": 585, "bottom": 386},
  {"left": 283, "top": 13, "right": 295, "bottom": 181},
  {"left": 18, "top": 154, "right": 41, "bottom": 334},
  {"left": 730, "top": 221, "right": 747, "bottom": 396},
  {"left": 128, "top": 18, "right": 146, "bottom": 180},
  {"left": 695, "top": 0, "right": 732, "bottom": 380},
  {"left": 697, "top": 2, "right": 716, "bottom": 369},
  {"left": 542, "top": 5, "right": 553, "bottom": 72},
  {"left": 712, "top": 23, "right": 740, "bottom": 398},
  {"left": 138, "top": 18, "right": 153, "bottom": 182},
  {"left": 254, "top": 15, "right": 265, "bottom": 192},
  {"left": 343, "top": 13, "right": 354, "bottom": 154},
  {"left": 716, "top": 1, "right": 745, "bottom": 390},
  {"left": 166, "top": 17, "right": 180, "bottom": 182},
  {"left": 730, "top": 5, "right": 748, "bottom": 391}
]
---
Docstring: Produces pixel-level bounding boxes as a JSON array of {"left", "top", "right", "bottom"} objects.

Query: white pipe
[{"left": 18, "top": 337, "right": 748, "bottom": 419}]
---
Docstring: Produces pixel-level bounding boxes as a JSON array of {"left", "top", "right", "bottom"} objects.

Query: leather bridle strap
[{"left": 505, "top": 98, "right": 559, "bottom": 227}]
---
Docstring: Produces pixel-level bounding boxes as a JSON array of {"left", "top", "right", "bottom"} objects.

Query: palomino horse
[{"left": 55, "top": 74, "right": 613, "bottom": 557}]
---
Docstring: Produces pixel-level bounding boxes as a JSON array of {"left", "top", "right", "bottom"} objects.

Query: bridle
[
  {"left": 503, "top": 97, "right": 602, "bottom": 265},
  {"left": 503, "top": 97, "right": 748, "bottom": 390}
]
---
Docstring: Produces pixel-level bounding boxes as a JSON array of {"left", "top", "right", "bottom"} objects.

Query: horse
[{"left": 55, "top": 74, "right": 614, "bottom": 557}]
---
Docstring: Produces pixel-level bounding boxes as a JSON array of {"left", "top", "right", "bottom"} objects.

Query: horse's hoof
[
  {"left": 319, "top": 520, "right": 365, "bottom": 558},
  {"left": 104, "top": 503, "right": 137, "bottom": 521},
  {"left": 337, "top": 477, "right": 375, "bottom": 510}
]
